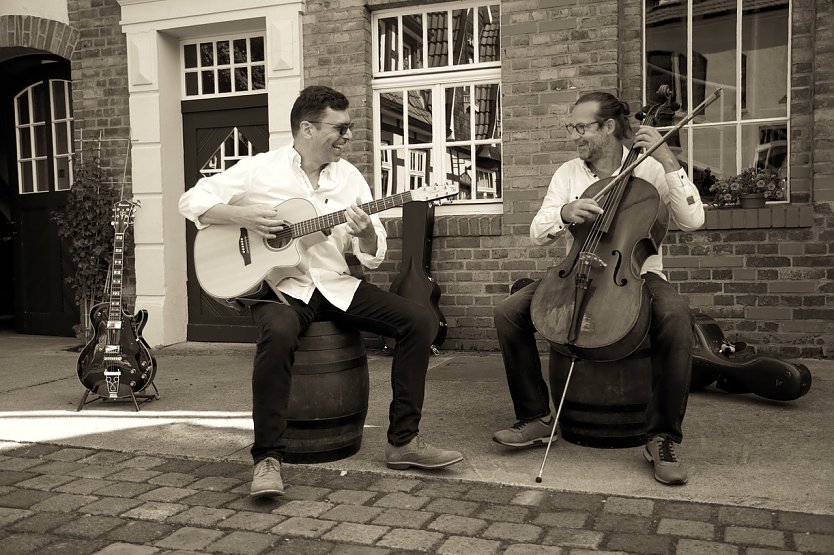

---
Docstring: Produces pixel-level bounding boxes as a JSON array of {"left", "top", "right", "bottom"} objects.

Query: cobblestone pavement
[{"left": 0, "top": 443, "right": 832, "bottom": 554}]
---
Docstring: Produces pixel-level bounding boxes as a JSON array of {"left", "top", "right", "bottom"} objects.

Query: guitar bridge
[{"left": 238, "top": 228, "right": 252, "bottom": 266}]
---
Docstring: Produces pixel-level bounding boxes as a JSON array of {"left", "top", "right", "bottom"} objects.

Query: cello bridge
[{"left": 579, "top": 252, "right": 607, "bottom": 268}]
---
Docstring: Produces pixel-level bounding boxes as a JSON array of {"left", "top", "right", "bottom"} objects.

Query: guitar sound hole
[{"left": 266, "top": 229, "right": 292, "bottom": 250}]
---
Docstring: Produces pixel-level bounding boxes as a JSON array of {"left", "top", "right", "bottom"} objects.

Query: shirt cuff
[{"left": 351, "top": 233, "right": 386, "bottom": 270}]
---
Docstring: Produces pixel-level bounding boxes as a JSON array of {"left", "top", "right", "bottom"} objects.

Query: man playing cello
[{"left": 492, "top": 91, "right": 705, "bottom": 485}]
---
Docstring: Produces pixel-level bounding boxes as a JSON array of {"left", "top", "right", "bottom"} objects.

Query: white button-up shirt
[
  {"left": 530, "top": 147, "right": 704, "bottom": 278},
  {"left": 179, "top": 144, "right": 387, "bottom": 311}
]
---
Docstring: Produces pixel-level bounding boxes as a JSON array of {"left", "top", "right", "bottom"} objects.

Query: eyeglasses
[
  {"left": 565, "top": 120, "right": 604, "bottom": 136},
  {"left": 308, "top": 121, "right": 354, "bottom": 136}
]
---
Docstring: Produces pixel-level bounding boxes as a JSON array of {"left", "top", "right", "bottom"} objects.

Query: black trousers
[
  {"left": 248, "top": 281, "right": 437, "bottom": 463},
  {"left": 493, "top": 273, "right": 693, "bottom": 442}
]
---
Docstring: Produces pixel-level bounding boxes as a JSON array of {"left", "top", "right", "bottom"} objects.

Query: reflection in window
[
  {"left": 373, "top": 2, "right": 501, "bottom": 206},
  {"left": 200, "top": 128, "right": 258, "bottom": 177},
  {"left": 644, "top": 0, "right": 790, "bottom": 202}
]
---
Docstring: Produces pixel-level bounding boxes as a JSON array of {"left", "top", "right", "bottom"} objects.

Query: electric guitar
[
  {"left": 193, "top": 184, "right": 458, "bottom": 301},
  {"left": 77, "top": 200, "right": 157, "bottom": 399}
]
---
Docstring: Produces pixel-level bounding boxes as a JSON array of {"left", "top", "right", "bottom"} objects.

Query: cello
[{"left": 528, "top": 86, "right": 722, "bottom": 481}]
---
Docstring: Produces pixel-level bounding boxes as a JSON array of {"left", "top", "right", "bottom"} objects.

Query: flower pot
[{"left": 740, "top": 192, "right": 766, "bottom": 209}]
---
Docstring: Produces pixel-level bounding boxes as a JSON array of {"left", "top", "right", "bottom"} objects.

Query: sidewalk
[{"left": 0, "top": 331, "right": 832, "bottom": 554}]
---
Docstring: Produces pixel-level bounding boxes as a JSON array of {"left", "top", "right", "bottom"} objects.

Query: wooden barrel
[
  {"left": 549, "top": 348, "right": 651, "bottom": 448},
  {"left": 284, "top": 321, "right": 369, "bottom": 463}
]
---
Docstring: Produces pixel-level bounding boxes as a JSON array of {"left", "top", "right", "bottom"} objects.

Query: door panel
[{"left": 183, "top": 100, "right": 268, "bottom": 342}]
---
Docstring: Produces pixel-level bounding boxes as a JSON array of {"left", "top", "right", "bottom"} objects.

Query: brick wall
[
  {"left": 303, "top": 0, "right": 833, "bottom": 358},
  {"left": 66, "top": 0, "right": 135, "bottom": 301}
]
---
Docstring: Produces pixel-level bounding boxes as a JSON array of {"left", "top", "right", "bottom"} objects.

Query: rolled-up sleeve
[
  {"left": 345, "top": 170, "right": 387, "bottom": 269},
  {"left": 178, "top": 157, "right": 254, "bottom": 229},
  {"left": 530, "top": 168, "right": 571, "bottom": 245},
  {"left": 657, "top": 168, "right": 705, "bottom": 232}
]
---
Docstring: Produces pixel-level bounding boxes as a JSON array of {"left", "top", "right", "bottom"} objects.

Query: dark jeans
[
  {"left": 249, "top": 281, "right": 437, "bottom": 463},
  {"left": 493, "top": 273, "right": 693, "bottom": 443}
]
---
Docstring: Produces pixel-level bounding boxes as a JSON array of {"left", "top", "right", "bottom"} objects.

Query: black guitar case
[
  {"left": 691, "top": 313, "right": 812, "bottom": 401},
  {"left": 384, "top": 201, "right": 447, "bottom": 354}
]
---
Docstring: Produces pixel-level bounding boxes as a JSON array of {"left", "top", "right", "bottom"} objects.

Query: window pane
[
  {"left": 234, "top": 39, "right": 247, "bottom": 63},
  {"left": 32, "top": 83, "right": 46, "bottom": 122},
  {"left": 452, "top": 9, "right": 474, "bottom": 66},
  {"left": 34, "top": 124, "right": 48, "bottom": 157},
  {"left": 406, "top": 89, "right": 433, "bottom": 145},
  {"left": 250, "top": 36, "right": 264, "bottom": 62},
  {"left": 217, "top": 41, "right": 230, "bottom": 65},
  {"left": 202, "top": 70, "right": 215, "bottom": 94},
  {"left": 18, "top": 127, "right": 31, "bottom": 159},
  {"left": 378, "top": 17, "right": 399, "bottom": 72},
  {"left": 16, "top": 93, "right": 29, "bottom": 124},
  {"left": 645, "top": 2, "right": 687, "bottom": 118},
  {"left": 742, "top": 2, "right": 789, "bottom": 120},
  {"left": 55, "top": 156, "right": 71, "bottom": 190},
  {"left": 693, "top": 0, "right": 737, "bottom": 122},
  {"left": 478, "top": 5, "right": 500, "bottom": 62},
  {"left": 447, "top": 146, "right": 473, "bottom": 200},
  {"left": 200, "top": 42, "right": 214, "bottom": 66},
  {"left": 403, "top": 15, "right": 424, "bottom": 70},
  {"left": 184, "top": 44, "right": 198, "bottom": 68},
  {"left": 55, "top": 121, "right": 69, "bottom": 155},
  {"left": 446, "top": 86, "right": 471, "bottom": 141},
  {"left": 185, "top": 72, "right": 198, "bottom": 96},
  {"left": 251, "top": 65, "right": 265, "bottom": 90},
  {"left": 474, "top": 148, "right": 501, "bottom": 199},
  {"left": 234, "top": 67, "right": 248, "bottom": 91},
  {"left": 743, "top": 123, "right": 787, "bottom": 175},
  {"left": 687, "top": 125, "right": 739, "bottom": 191},
  {"left": 218, "top": 69, "right": 232, "bottom": 93},
  {"left": 36, "top": 159, "right": 49, "bottom": 192},
  {"left": 20, "top": 162, "right": 34, "bottom": 193},
  {"left": 427, "top": 11, "right": 449, "bottom": 67},
  {"left": 52, "top": 81, "right": 67, "bottom": 120},
  {"left": 380, "top": 91, "right": 405, "bottom": 146},
  {"left": 475, "top": 83, "right": 501, "bottom": 140}
]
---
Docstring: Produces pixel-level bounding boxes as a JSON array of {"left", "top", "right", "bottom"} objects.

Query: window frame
[
  {"left": 372, "top": 2, "right": 503, "bottom": 216},
  {"left": 642, "top": 0, "right": 792, "bottom": 205},
  {"left": 180, "top": 32, "right": 267, "bottom": 100}
]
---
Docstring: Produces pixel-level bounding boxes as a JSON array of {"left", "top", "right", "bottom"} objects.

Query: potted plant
[{"left": 709, "top": 166, "right": 786, "bottom": 208}]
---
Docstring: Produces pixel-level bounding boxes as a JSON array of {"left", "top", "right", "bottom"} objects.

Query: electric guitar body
[{"left": 77, "top": 303, "right": 156, "bottom": 398}]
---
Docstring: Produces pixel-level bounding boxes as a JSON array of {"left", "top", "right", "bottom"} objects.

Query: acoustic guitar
[
  {"left": 193, "top": 184, "right": 457, "bottom": 301},
  {"left": 76, "top": 200, "right": 157, "bottom": 400},
  {"left": 383, "top": 200, "right": 447, "bottom": 354}
]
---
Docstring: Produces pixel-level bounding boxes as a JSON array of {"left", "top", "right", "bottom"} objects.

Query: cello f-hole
[{"left": 610, "top": 250, "right": 627, "bottom": 286}]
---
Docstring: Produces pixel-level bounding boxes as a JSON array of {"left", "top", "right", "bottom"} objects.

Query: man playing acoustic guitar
[
  {"left": 492, "top": 92, "right": 705, "bottom": 485},
  {"left": 179, "top": 86, "right": 463, "bottom": 498}
]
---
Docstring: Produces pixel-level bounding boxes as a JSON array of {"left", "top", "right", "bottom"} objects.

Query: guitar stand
[{"left": 76, "top": 382, "right": 160, "bottom": 412}]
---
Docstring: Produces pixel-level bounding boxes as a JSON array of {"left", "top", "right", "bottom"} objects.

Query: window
[
  {"left": 372, "top": 2, "right": 502, "bottom": 212},
  {"left": 14, "top": 79, "right": 74, "bottom": 194},
  {"left": 182, "top": 34, "right": 266, "bottom": 99},
  {"left": 644, "top": 0, "right": 790, "bottom": 201}
]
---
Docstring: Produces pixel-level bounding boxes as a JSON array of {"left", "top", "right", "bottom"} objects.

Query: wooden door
[
  {"left": 182, "top": 97, "right": 269, "bottom": 342},
  {"left": 0, "top": 55, "right": 77, "bottom": 336}
]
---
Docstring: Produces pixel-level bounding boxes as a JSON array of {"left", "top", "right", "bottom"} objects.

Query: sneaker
[
  {"left": 250, "top": 457, "right": 284, "bottom": 497},
  {"left": 385, "top": 436, "right": 464, "bottom": 470},
  {"left": 643, "top": 436, "right": 688, "bottom": 485},
  {"left": 493, "top": 417, "right": 555, "bottom": 448}
]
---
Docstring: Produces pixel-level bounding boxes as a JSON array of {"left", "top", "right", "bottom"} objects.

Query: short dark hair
[
  {"left": 290, "top": 86, "right": 349, "bottom": 135},
  {"left": 574, "top": 91, "right": 633, "bottom": 140}
]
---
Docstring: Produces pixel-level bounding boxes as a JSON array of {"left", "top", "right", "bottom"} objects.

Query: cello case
[
  {"left": 691, "top": 313, "right": 811, "bottom": 401},
  {"left": 383, "top": 201, "right": 447, "bottom": 354}
]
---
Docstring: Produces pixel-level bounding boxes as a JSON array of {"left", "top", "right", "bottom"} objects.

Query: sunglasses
[{"left": 308, "top": 121, "right": 354, "bottom": 136}]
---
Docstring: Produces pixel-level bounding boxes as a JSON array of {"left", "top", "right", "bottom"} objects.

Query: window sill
[{"left": 696, "top": 204, "right": 813, "bottom": 230}]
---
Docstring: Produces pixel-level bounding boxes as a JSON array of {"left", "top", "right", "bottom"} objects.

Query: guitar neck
[
  {"left": 106, "top": 230, "right": 126, "bottom": 344},
  {"left": 290, "top": 191, "right": 414, "bottom": 238}
]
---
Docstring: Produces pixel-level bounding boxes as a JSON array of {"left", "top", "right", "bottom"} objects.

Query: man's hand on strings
[
  {"left": 345, "top": 197, "right": 378, "bottom": 254},
  {"left": 234, "top": 204, "right": 286, "bottom": 239},
  {"left": 561, "top": 198, "right": 604, "bottom": 224}
]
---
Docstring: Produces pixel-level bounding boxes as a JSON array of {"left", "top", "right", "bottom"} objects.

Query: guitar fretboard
[
  {"left": 106, "top": 230, "right": 125, "bottom": 350},
  {"left": 290, "top": 191, "right": 414, "bottom": 238}
]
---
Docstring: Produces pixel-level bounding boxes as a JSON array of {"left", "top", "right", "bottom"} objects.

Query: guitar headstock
[
  {"left": 111, "top": 199, "right": 140, "bottom": 234},
  {"left": 410, "top": 183, "right": 459, "bottom": 203}
]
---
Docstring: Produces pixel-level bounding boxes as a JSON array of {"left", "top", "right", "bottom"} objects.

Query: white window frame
[
  {"left": 372, "top": 2, "right": 502, "bottom": 216},
  {"left": 50, "top": 79, "right": 74, "bottom": 192},
  {"left": 181, "top": 32, "right": 267, "bottom": 100},
  {"left": 643, "top": 0, "right": 792, "bottom": 203}
]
